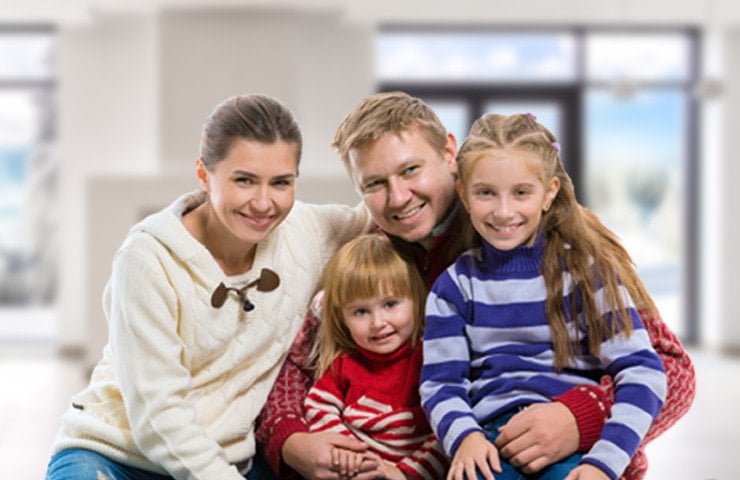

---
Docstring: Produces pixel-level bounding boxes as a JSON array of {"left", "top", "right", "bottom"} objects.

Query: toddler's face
[{"left": 341, "top": 293, "right": 415, "bottom": 355}]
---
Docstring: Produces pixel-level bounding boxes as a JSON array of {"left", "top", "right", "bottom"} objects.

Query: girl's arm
[
  {"left": 555, "top": 307, "right": 695, "bottom": 454},
  {"left": 397, "top": 433, "right": 450, "bottom": 480},
  {"left": 420, "top": 271, "right": 483, "bottom": 459},
  {"left": 303, "top": 362, "right": 353, "bottom": 438},
  {"left": 579, "top": 309, "right": 668, "bottom": 480}
]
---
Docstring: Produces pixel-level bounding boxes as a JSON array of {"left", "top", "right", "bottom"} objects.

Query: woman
[{"left": 45, "top": 94, "right": 371, "bottom": 480}]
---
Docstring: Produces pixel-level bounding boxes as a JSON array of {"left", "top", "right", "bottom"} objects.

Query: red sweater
[
  {"left": 304, "top": 342, "right": 448, "bottom": 480},
  {"left": 256, "top": 205, "right": 696, "bottom": 479}
]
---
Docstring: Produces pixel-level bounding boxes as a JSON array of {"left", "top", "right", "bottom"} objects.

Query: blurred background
[{"left": 1, "top": 0, "right": 738, "bottom": 478}]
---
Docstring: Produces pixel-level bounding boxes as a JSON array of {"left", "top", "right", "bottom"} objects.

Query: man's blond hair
[{"left": 331, "top": 91, "right": 448, "bottom": 180}]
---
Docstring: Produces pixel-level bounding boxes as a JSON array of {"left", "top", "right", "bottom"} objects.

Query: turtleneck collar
[
  {"left": 479, "top": 230, "right": 545, "bottom": 275},
  {"left": 353, "top": 340, "right": 414, "bottom": 365}
]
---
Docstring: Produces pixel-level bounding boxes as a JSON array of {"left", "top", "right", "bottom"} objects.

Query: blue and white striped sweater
[{"left": 420, "top": 238, "right": 666, "bottom": 480}]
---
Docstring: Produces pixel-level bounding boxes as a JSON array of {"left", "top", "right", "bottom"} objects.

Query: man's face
[{"left": 348, "top": 126, "right": 457, "bottom": 247}]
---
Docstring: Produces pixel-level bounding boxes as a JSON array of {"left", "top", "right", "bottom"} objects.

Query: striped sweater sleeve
[
  {"left": 419, "top": 265, "right": 483, "bottom": 458},
  {"left": 578, "top": 291, "right": 667, "bottom": 480},
  {"left": 304, "top": 364, "right": 353, "bottom": 437}
]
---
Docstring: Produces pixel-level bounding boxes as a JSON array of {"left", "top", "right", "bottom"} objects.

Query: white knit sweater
[{"left": 50, "top": 191, "right": 370, "bottom": 480}]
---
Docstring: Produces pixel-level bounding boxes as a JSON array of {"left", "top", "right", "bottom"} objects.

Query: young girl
[
  {"left": 420, "top": 113, "right": 668, "bottom": 480},
  {"left": 304, "top": 234, "right": 448, "bottom": 480}
]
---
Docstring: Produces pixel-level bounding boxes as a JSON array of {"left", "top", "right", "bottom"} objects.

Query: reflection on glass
[
  {"left": 377, "top": 31, "right": 576, "bottom": 83},
  {"left": 585, "top": 32, "right": 691, "bottom": 82},
  {"left": 584, "top": 88, "right": 686, "bottom": 335},
  {"left": 0, "top": 91, "right": 37, "bottom": 304},
  {"left": 0, "top": 32, "right": 55, "bottom": 80}
]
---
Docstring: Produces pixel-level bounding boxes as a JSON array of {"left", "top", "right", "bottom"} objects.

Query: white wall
[
  {"left": 718, "top": 27, "right": 740, "bottom": 353},
  {"left": 56, "top": 12, "right": 160, "bottom": 350},
  {"left": 56, "top": 7, "right": 373, "bottom": 354},
  {"left": 157, "top": 8, "right": 374, "bottom": 178}
]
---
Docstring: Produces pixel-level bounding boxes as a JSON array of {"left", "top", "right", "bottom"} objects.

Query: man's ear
[{"left": 444, "top": 132, "right": 458, "bottom": 175}]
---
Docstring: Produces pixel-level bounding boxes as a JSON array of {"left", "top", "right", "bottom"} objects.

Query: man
[{"left": 256, "top": 91, "right": 695, "bottom": 479}]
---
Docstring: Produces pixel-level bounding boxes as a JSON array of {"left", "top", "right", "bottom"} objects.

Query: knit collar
[
  {"left": 479, "top": 230, "right": 545, "bottom": 275},
  {"left": 353, "top": 340, "right": 413, "bottom": 365}
]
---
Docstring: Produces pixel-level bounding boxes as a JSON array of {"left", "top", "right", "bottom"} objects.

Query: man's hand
[
  {"left": 282, "top": 431, "right": 378, "bottom": 480},
  {"left": 494, "top": 403, "right": 579, "bottom": 474}
]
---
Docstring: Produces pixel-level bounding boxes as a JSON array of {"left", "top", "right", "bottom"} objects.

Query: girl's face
[
  {"left": 197, "top": 138, "right": 298, "bottom": 248},
  {"left": 341, "top": 292, "right": 415, "bottom": 355},
  {"left": 458, "top": 147, "right": 560, "bottom": 251}
]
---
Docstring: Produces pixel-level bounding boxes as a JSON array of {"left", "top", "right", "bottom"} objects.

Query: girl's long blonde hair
[
  {"left": 312, "top": 234, "right": 427, "bottom": 378},
  {"left": 457, "top": 113, "right": 657, "bottom": 370}
]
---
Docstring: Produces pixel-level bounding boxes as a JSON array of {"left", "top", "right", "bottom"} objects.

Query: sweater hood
[{"left": 125, "top": 190, "right": 225, "bottom": 284}]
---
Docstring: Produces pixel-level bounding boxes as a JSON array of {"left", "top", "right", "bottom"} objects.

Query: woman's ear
[{"left": 195, "top": 158, "right": 210, "bottom": 192}]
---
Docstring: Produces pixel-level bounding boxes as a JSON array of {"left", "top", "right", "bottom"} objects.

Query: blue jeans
[
  {"left": 477, "top": 407, "right": 583, "bottom": 480},
  {"left": 45, "top": 448, "right": 277, "bottom": 480}
]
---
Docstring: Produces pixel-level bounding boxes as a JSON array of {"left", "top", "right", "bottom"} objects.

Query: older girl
[{"left": 421, "top": 113, "right": 669, "bottom": 480}]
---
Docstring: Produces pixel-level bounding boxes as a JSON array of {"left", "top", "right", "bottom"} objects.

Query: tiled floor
[{"left": 0, "top": 346, "right": 737, "bottom": 480}]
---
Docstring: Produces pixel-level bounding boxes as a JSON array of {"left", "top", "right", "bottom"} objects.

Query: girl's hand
[
  {"left": 564, "top": 464, "right": 610, "bottom": 480},
  {"left": 331, "top": 445, "right": 366, "bottom": 478},
  {"left": 359, "top": 451, "right": 407, "bottom": 480},
  {"left": 447, "top": 432, "right": 502, "bottom": 480}
]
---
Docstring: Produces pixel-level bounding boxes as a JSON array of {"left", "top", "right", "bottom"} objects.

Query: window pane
[
  {"left": 585, "top": 32, "right": 692, "bottom": 82},
  {"left": 425, "top": 100, "right": 469, "bottom": 144},
  {"left": 0, "top": 32, "right": 54, "bottom": 80},
  {"left": 377, "top": 31, "right": 576, "bottom": 83},
  {"left": 584, "top": 88, "right": 686, "bottom": 336},
  {"left": 0, "top": 90, "right": 36, "bottom": 303}
]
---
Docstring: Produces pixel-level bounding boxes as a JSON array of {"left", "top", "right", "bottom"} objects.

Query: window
[
  {"left": 0, "top": 26, "right": 56, "bottom": 341},
  {"left": 377, "top": 28, "right": 698, "bottom": 342}
]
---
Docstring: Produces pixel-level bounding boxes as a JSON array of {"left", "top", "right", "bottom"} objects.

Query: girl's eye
[
  {"left": 474, "top": 188, "right": 493, "bottom": 197},
  {"left": 384, "top": 299, "right": 399, "bottom": 309},
  {"left": 353, "top": 308, "right": 369, "bottom": 316}
]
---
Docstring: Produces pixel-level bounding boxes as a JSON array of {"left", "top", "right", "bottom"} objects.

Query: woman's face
[{"left": 198, "top": 138, "right": 298, "bottom": 247}]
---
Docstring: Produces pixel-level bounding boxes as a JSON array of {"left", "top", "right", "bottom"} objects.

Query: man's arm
[
  {"left": 637, "top": 307, "right": 696, "bottom": 442},
  {"left": 256, "top": 296, "right": 375, "bottom": 479}
]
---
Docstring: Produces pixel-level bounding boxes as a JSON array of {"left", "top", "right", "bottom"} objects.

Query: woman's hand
[
  {"left": 494, "top": 402, "right": 579, "bottom": 474},
  {"left": 564, "top": 464, "right": 610, "bottom": 480},
  {"left": 283, "top": 431, "right": 377, "bottom": 480},
  {"left": 447, "top": 431, "right": 501, "bottom": 480}
]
